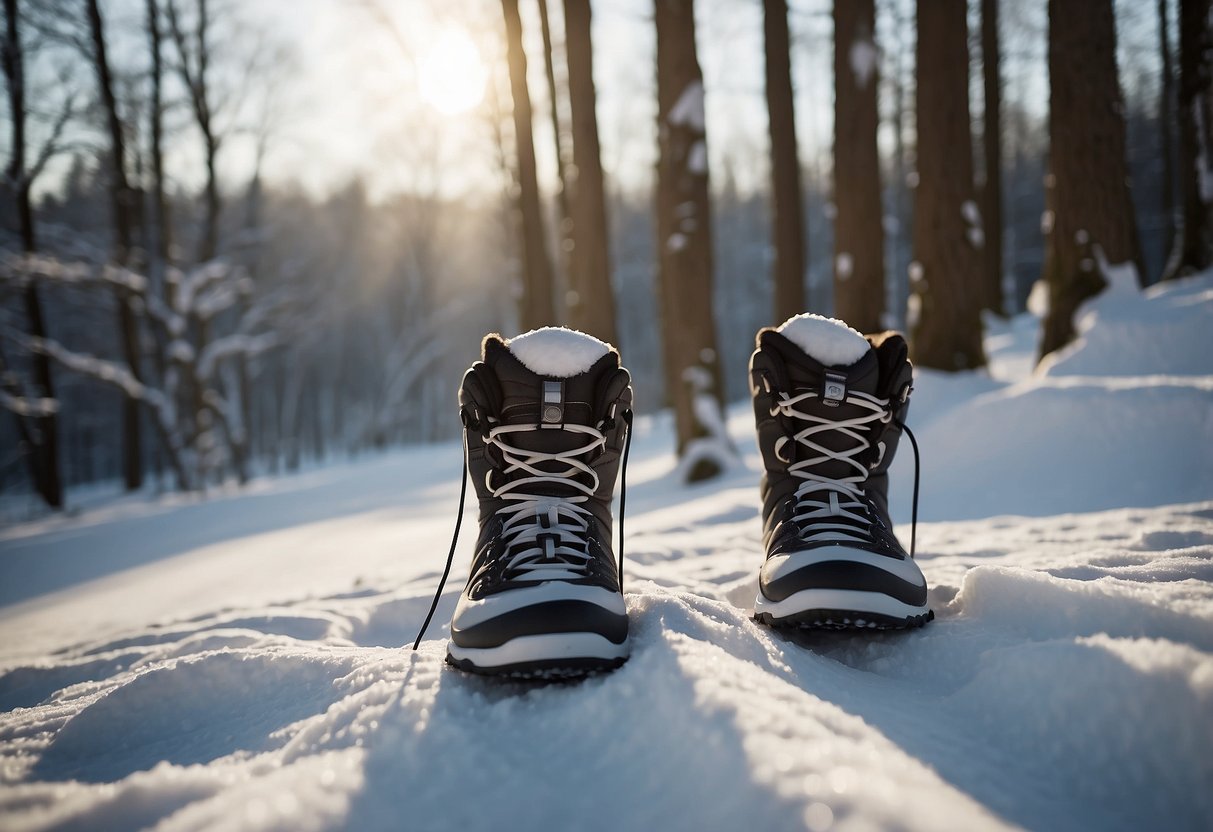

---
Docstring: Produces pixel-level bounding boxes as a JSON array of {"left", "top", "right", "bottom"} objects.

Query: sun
[{"left": 418, "top": 28, "right": 487, "bottom": 116}]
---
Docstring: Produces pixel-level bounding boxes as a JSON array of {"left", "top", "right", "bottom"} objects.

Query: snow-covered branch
[
  {"left": 197, "top": 332, "right": 276, "bottom": 380},
  {"left": 1, "top": 252, "right": 147, "bottom": 294},
  {"left": 0, "top": 389, "right": 58, "bottom": 417}
]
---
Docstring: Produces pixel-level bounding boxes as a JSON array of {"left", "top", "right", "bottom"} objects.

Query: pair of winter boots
[{"left": 413, "top": 316, "right": 931, "bottom": 679}]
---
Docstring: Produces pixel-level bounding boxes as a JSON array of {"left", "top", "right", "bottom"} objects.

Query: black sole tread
[
  {"left": 754, "top": 607, "right": 934, "bottom": 630},
  {"left": 445, "top": 653, "right": 627, "bottom": 680}
]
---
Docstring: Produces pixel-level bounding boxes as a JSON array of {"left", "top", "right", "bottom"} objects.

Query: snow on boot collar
[
  {"left": 775, "top": 313, "right": 871, "bottom": 367},
  {"left": 505, "top": 326, "right": 612, "bottom": 378}
]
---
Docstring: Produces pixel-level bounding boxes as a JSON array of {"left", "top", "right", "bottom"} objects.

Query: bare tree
[
  {"left": 501, "top": 0, "right": 556, "bottom": 330},
  {"left": 537, "top": 0, "right": 572, "bottom": 286},
  {"left": 1039, "top": 0, "right": 1143, "bottom": 358},
  {"left": 1161, "top": 0, "right": 1213, "bottom": 281},
  {"left": 763, "top": 0, "right": 806, "bottom": 324},
  {"left": 654, "top": 0, "right": 731, "bottom": 482},
  {"left": 833, "top": 0, "right": 884, "bottom": 333},
  {"left": 981, "top": 0, "right": 1004, "bottom": 315},
  {"left": 86, "top": 0, "right": 145, "bottom": 490},
  {"left": 2, "top": 0, "right": 64, "bottom": 507},
  {"left": 911, "top": 0, "right": 986, "bottom": 370},
  {"left": 563, "top": 0, "right": 617, "bottom": 346},
  {"left": 165, "top": 0, "right": 220, "bottom": 263},
  {"left": 146, "top": 0, "right": 170, "bottom": 273}
]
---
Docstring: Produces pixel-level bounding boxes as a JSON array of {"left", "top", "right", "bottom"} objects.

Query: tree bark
[
  {"left": 981, "top": 0, "right": 1004, "bottom": 315},
  {"left": 563, "top": 0, "right": 618, "bottom": 346},
  {"left": 1161, "top": 0, "right": 1213, "bottom": 281},
  {"left": 911, "top": 0, "right": 986, "bottom": 370},
  {"left": 764, "top": 0, "right": 806, "bottom": 324},
  {"left": 501, "top": 0, "right": 557, "bottom": 331},
  {"left": 1039, "top": 0, "right": 1144, "bottom": 358},
  {"left": 833, "top": 0, "right": 884, "bottom": 333},
  {"left": 654, "top": 0, "right": 725, "bottom": 482},
  {"left": 87, "top": 0, "right": 144, "bottom": 490}
]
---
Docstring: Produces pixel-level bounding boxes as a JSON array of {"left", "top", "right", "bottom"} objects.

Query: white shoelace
[
  {"left": 770, "top": 388, "right": 891, "bottom": 545},
  {"left": 481, "top": 422, "right": 608, "bottom": 581}
]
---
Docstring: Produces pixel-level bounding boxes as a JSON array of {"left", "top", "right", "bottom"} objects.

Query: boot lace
[
  {"left": 479, "top": 423, "right": 605, "bottom": 582},
  {"left": 771, "top": 388, "right": 892, "bottom": 546}
]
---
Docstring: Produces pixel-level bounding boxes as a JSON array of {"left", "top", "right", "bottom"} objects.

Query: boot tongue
[
  {"left": 760, "top": 315, "right": 881, "bottom": 482},
  {"left": 482, "top": 329, "right": 620, "bottom": 458},
  {"left": 771, "top": 313, "right": 878, "bottom": 395}
]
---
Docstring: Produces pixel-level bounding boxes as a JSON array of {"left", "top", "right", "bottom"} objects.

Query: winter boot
[
  {"left": 416, "top": 327, "right": 635, "bottom": 678},
  {"left": 748, "top": 314, "right": 932, "bottom": 629}
]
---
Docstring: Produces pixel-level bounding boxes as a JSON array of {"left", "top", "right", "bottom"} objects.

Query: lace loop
[
  {"left": 481, "top": 422, "right": 607, "bottom": 581},
  {"left": 773, "top": 388, "right": 890, "bottom": 546}
]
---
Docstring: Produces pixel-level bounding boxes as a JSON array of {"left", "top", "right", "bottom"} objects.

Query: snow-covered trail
[{"left": 1, "top": 274, "right": 1211, "bottom": 831}]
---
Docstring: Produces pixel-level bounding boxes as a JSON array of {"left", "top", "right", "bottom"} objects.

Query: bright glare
[{"left": 418, "top": 29, "right": 487, "bottom": 116}]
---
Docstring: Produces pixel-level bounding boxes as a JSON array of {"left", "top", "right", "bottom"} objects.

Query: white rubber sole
[
  {"left": 754, "top": 587, "right": 929, "bottom": 621},
  {"left": 446, "top": 632, "right": 631, "bottom": 670}
]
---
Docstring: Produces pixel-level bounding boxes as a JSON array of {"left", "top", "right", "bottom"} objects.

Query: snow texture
[
  {"left": 834, "top": 252, "right": 853, "bottom": 280},
  {"left": 2, "top": 272, "right": 1213, "bottom": 831},
  {"left": 506, "top": 327, "right": 612, "bottom": 377},
  {"left": 849, "top": 36, "right": 877, "bottom": 89},
  {"left": 667, "top": 81, "right": 705, "bottom": 130},
  {"left": 776, "top": 312, "right": 871, "bottom": 367},
  {"left": 687, "top": 140, "right": 708, "bottom": 175}
]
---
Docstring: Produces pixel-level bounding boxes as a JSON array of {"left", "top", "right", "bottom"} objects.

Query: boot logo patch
[
  {"left": 542, "top": 380, "right": 565, "bottom": 425},
  {"left": 822, "top": 372, "right": 847, "bottom": 406}
]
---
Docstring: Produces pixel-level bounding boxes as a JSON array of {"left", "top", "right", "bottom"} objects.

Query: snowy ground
[{"left": 1, "top": 274, "right": 1211, "bottom": 831}]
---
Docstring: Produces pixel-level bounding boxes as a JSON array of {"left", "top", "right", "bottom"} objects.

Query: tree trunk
[
  {"left": 537, "top": 0, "right": 572, "bottom": 289},
  {"left": 195, "top": 0, "right": 219, "bottom": 262},
  {"left": 911, "top": 0, "right": 986, "bottom": 370},
  {"left": 833, "top": 0, "right": 884, "bottom": 333},
  {"left": 165, "top": 0, "right": 220, "bottom": 262},
  {"left": 890, "top": 0, "right": 911, "bottom": 328},
  {"left": 146, "top": 0, "right": 171, "bottom": 267},
  {"left": 1039, "top": 0, "right": 1144, "bottom": 358},
  {"left": 1159, "top": 0, "right": 1177, "bottom": 260},
  {"left": 563, "top": 0, "right": 618, "bottom": 346},
  {"left": 981, "top": 0, "right": 1004, "bottom": 315},
  {"left": 1161, "top": 0, "right": 1213, "bottom": 281},
  {"left": 763, "top": 0, "right": 806, "bottom": 324},
  {"left": 3, "top": 0, "right": 64, "bottom": 509},
  {"left": 501, "top": 0, "right": 557, "bottom": 331},
  {"left": 87, "top": 0, "right": 144, "bottom": 490},
  {"left": 654, "top": 0, "right": 726, "bottom": 482}
]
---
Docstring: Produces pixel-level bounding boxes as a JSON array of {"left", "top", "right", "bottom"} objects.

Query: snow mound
[
  {"left": 1040, "top": 270, "right": 1213, "bottom": 377},
  {"left": 505, "top": 327, "right": 612, "bottom": 377},
  {"left": 776, "top": 313, "right": 871, "bottom": 366},
  {"left": 891, "top": 270, "right": 1213, "bottom": 522}
]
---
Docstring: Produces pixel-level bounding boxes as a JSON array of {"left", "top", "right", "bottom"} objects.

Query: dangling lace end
[
  {"left": 412, "top": 441, "right": 469, "bottom": 650},
  {"left": 616, "top": 409, "right": 634, "bottom": 592},
  {"left": 894, "top": 417, "right": 920, "bottom": 559}
]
